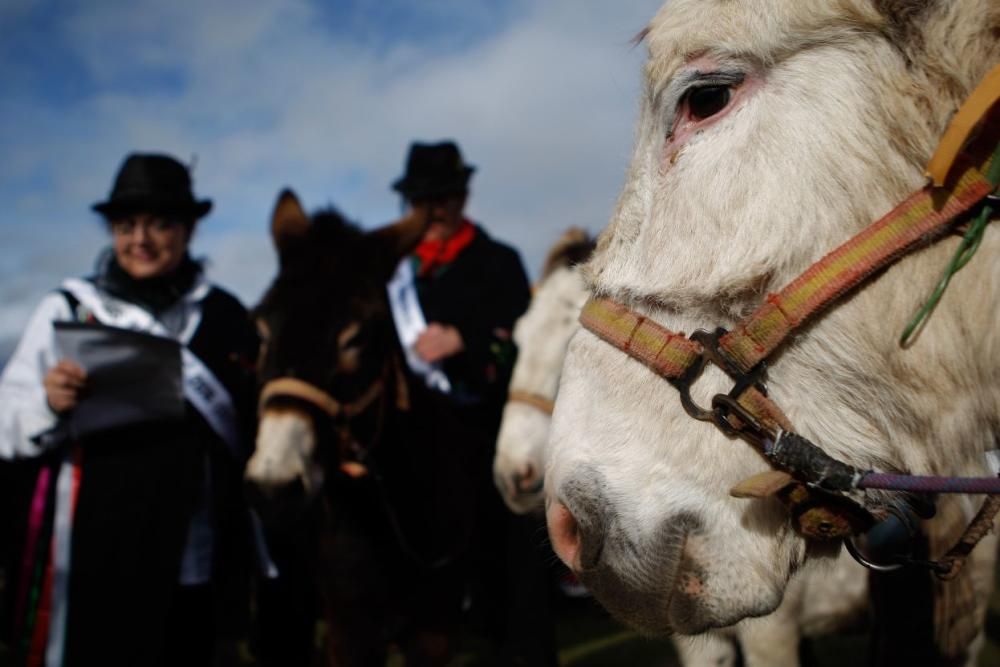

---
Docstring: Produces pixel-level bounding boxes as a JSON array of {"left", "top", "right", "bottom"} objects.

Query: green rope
[{"left": 899, "top": 146, "right": 1000, "bottom": 347}]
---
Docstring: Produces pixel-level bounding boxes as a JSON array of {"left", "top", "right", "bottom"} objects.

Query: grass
[
  {"left": 3, "top": 565, "right": 1000, "bottom": 666},
  {"left": 440, "top": 594, "right": 678, "bottom": 667}
]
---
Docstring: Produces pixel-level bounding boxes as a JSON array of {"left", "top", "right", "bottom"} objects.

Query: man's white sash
[
  {"left": 386, "top": 259, "right": 452, "bottom": 394},
  {"left": 61, "top": 278, "right": 241, "bottom": 456}
]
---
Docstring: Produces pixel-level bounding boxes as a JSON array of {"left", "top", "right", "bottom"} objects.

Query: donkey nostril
[
  {"left": 547, "top": 502, "right": 582, "bottom": 570},
  {"left": 517, "top": 463, "right": 537, "bottom": 492}
]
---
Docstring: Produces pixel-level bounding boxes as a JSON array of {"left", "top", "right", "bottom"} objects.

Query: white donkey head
[{"left": 545, "top": 0, "right": 1000, "bottom": 639}]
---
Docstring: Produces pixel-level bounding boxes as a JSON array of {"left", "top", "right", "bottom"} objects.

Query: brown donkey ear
[
  {"left": 271, "top": 188, "right": 310, "bottom": 253},
  {"left": 539, "top": 227, "right": 595, "bottom": 281},
  {"left": 371, "top": 204, "right": 430, "bottom": 261}
]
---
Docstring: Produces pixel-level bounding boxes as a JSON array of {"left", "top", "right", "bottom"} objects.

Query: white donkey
[
  {"left": 544, "top": 1, "right": 1000, "bottom": 665},
  {"left": 495, "top": 228, "right": 595, "bottom": 516},
  {"left": 495, "top": 230, "right": 868, "bottom": 666}
]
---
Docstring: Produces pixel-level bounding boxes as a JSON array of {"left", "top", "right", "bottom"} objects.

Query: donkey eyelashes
[{"left": 660, "top": 67, "right": 746, "bottom": 137}]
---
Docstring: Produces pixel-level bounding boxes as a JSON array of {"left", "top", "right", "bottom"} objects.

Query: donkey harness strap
[
  {"left": 508, "top": 389, "right": 556, "bottom": 415},
  {"left": 259, "top": 376, "right": 384, "bottom": 420},
  {"left": 926, "top": 63, "right": 1000, "bottom": 186}
]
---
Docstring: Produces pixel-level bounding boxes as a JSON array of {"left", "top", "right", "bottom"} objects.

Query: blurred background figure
[
  {"left": 387, "top": 140, "right": 557, "bottom": 666},
  {"left": 0, "top": 153, "right": 260, "bottom": 667}
]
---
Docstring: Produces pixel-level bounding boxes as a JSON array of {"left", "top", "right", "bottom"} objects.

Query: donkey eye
[
  {"left": 342, "top": 328, "right": 368, "bottom": 350},
  {"left": 686, "top": 85, "right": 731, "bottom": 120}
]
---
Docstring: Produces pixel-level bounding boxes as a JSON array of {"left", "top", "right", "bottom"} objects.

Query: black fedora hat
[
  {"left": 92, "top": 153, "right": 212, "bottom": 219},
  {"left": 391, "top": 141, "right": 475, "bottom": 200}
]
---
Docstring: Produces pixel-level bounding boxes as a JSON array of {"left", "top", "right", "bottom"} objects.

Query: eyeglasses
[{"left": 110, "top": 216, "right": 184, "bottom": 236}]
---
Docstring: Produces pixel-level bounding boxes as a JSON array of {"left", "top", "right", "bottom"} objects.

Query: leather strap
[
  {"left": 259, "top": 376, "right": 383, "bottom": 420},
  {"left": 508, "top": 390, "right": 556, "bottom": 415},
  {"left": 926, "top": 63, "right": 1000, "bottom": 186}
]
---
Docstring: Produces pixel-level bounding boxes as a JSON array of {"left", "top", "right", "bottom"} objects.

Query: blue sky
[{"left": 0, "top": 0, "right": 663, "bottom": 359}]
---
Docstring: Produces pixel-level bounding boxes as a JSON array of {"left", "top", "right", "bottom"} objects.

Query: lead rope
[
  {"left": 935, "top": 494, "right": 1000, "bottom": 580},
  {"left": 358, "top": 359, "right": 462, "bottom": 571}
]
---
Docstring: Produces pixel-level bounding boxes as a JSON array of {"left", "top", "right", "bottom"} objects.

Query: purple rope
[{"left": 858, "top": 473, "right": 1000, "bottom": 494}]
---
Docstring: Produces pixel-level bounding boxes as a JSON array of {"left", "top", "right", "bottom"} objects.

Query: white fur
[
  {"left": 246, "top": 411, "right": 323, "bottom": 494},
  {"left": 495, "top": 266, "right": 591, "bottom": 514},
  {"left": 546, "top": 0, "right": 1000, "bottom": 657}
]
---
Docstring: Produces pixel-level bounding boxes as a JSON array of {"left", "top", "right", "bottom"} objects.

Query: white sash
[
  {"left": 59, "top": 278, "right": 279, "bottom": 579},
  {"left": 61, "top": 278, "right": 241, "bottom": 456},
  {"left": 386, "top": 258, "right": 452, "bottom": 394},
  {"left": 40, "top": 278, "right": 277, "bottom": 665}
]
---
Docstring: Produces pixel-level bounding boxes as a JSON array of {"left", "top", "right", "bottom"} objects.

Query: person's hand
[
  {"left": 414, "top": 323, "right": 464, "bottom": 364},
  {"left": 44, "top": 360, "right": 86, "bottom": 413}
]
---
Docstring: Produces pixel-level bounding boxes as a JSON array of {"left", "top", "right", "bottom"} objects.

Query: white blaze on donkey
[{"left": 544, "top": 0, "right": 999, "bottom": 659}]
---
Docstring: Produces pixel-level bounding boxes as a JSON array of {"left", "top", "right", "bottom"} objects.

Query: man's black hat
[
  {"left": 92, "top": 153, "right": 212, "bottom": 219},
  {"left": 391, "top": 141, "right": 476, "bottom": 200}
]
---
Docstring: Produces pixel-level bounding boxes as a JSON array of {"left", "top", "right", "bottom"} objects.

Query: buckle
[{"left": 674, "top": 328, "right": 773, "bottom": 444}]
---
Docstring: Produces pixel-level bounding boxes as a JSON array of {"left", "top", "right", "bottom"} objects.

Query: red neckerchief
[{"left": 413, "top": 220, "right": 476, "bottom": 277}]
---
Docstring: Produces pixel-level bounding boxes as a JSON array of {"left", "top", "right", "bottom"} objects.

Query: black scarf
[{"left": 92, "top": 249, "right": 203, "bottom": 315}]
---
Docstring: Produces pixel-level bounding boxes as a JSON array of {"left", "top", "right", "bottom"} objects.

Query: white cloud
[{"left": 0, "top": 0, "right": 661, "bottom": 348}]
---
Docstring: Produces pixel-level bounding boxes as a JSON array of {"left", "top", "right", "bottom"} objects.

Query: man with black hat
[
  {"left": 0, "top": 152, "right": 260, "bottom": 666},
  {"left": 388, "top": 141, "right": 557, "bottom": 666},
  {"left": 388, "top": 140, "right": 530, "bottom": 424}
]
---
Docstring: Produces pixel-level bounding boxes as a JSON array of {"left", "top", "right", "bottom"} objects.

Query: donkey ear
[
  {"left": 271, "top": 188, "right": 310, "bottom": 252},
  {"left": 539, "top": 227, "right": 595, "bottom": 280},
  {"left": 371, "top": 204, "right": 429, "bottom": 261}
]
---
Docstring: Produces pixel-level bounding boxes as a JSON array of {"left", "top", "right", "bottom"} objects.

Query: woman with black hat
[{"left": 0, "top": 153, "right": 260, "bottom": 666}]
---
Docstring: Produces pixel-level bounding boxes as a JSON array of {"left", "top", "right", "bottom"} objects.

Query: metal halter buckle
[{"left": 675, "top": 328, "right": 772, "bottom": 444}]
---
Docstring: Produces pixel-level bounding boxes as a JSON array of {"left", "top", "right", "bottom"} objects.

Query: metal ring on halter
[
  {"left": 710, "top": 394, "right": 777, "bottom": 448},
  {"left": 844, "top": 535, "right": 904, "bottom": 572},
  {"left": 677, "top": 327, "right": 770, "bottom": 429}
]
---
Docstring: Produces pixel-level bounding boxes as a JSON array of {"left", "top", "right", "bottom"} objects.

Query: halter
[
  {"left": 578, "top": 65, "right": 1000, "bottom": 577},
  {"left": 258, "top": 360, "right": 460, "bottom": 570},
  {"left": 259, "top": 376, "right": 385, "bottom": 421},
  {"left": 508, "top": 389, "right": 556, "bottom": 415},
  {"left": 258, "top": 354, "right": 412, "bottom": 479}
]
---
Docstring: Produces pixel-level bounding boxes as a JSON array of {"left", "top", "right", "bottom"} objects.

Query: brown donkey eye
[{"left": 687, "top": 85, "right": 731, "bottom": 120}]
